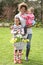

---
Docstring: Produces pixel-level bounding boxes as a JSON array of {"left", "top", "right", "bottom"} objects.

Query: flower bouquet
[
  {"left": 10, "top": 34, "right": 29, "bottom": 44},
  {"left": 10, "top": 34, "right": 29, "bottom": 49}
]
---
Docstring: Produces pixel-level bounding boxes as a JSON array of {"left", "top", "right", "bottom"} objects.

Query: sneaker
[{"left": 25, "top": 57, "right": 28, "bottom": 61}]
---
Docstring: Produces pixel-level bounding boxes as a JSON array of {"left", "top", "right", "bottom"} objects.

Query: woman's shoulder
[{"left": 15, "top": 13, "right": 21, "bottom": 18}]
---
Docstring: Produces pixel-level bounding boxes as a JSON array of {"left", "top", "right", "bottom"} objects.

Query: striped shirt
[{"left": 11, "top": 24, "right": 24, "bottom": 38}]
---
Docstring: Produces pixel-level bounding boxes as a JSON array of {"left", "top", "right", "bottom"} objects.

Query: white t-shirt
[{"left": 15, "top": 12, "right": 32, "bottom": 34}]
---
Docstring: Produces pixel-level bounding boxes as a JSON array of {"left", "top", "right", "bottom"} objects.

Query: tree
[
  {"left": 0, "top": 1, "right": 5, "bottom": 16},
  {"left": 2, "top": 0, "right": 19, "bottom": 22}
]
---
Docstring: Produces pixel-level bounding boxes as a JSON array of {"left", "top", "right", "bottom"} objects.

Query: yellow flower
[
  {"left": 10, "top": 38, "right": 14, "bottom": 43},
  {"left": 26, "top": 39, "right": 29, "bottom": 42},
  {"left": 22, "top": 39, "right": 29, "bottom": 43},
  {"left": 14, "top": 38, "right": 17, "bottom": 43},
  {"left": 10, "top": 38, "right": 17, "bottom": 43},
  {"left": 15, "top": 38, "right": 17, "bottom": 41}
]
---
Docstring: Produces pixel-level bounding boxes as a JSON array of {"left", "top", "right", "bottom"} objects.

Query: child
[
  {"left": 21, "top": 7, "right": 35, "bottom": 26},
  {"left": 28, "top": 7, "right": 35, "bottom": 25},
  {"left": 11, "top": 17, "right": 24, "bottom": 64}
]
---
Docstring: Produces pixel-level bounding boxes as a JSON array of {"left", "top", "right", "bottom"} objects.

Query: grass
[{"left": 0, "top": 27, "right": 43, "bottom": 65}]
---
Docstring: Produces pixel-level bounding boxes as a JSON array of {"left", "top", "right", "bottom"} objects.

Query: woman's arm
[{"left": 26, "top": 24, "right": 33, "bottom": 28}]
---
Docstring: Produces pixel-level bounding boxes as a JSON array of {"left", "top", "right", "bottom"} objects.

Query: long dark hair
[{"left": 16, "top": 17, "right": 21, "bottom": 25}]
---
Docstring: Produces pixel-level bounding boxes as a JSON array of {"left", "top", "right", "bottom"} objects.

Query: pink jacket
[{"left": 21, "top": 13, "right": 35, "bottom": 25}]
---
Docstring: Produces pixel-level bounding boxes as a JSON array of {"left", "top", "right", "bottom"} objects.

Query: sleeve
[
  {"left": 31, "top": 14, "right": 35, "bottom": 20},
  {"left": 32, "top": 15, "right": 36, "bottom": 25},
  {"left": 32, "top": 20, "right": 36, "bottom": 25},
  {"left": 11, "top": 29, "right": 17, "bottom": 34},
  {"left": 15, "top": 13, "right": 20, "bottom": 18},
  {"left": 21, "top": 27, "right": 24, "bottom": 35},
  {"left": 21, "top": 15, "right": 27, "bottom": 19},
  {"left": 27, "top": 14, "right": 35, "bottom": 20},
  {"left": 11, "top": 25, "right": 17, "bottom": 34},
  {"left": 11, "top": 29, "right": 14, "bottom": 34}
]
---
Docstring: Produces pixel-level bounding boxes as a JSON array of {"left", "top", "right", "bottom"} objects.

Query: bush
[{"left": 34, "top": 21, "right": 42, "bottom": 27}]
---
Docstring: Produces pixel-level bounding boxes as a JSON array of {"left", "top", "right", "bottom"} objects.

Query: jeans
[
  {"left": 26, "top": 34, "right": 32, "bottom": 58},
  {"left": 24, "top": 25, "right": 27, "bottom": 34}
]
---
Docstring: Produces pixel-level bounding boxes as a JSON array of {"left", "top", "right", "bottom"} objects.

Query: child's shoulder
[
  {"left": 14, "top": 24, "right": 16, "bottom": 27},
  {"left": 13, "top": 24, "right": 17, "bottom": 28},
  {"left": 18, "top": 25, "right": 22, "bottom": 28},
  {"left": 15, "top": 13, "right": 21, "bottom": 18}
]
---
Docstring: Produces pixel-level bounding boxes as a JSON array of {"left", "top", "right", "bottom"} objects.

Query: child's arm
[
  {"left": 10, "top": 25, "right": 16, "bottom": 34},
  {"left": 31, "top": 14, "right": 35, "bottom": 20},
  {"left": 32, "top": 20, "right": 36, "bottom": 26},
  {"left": 21, "top": 15, "right": 27, "bottom": 20},
  {"left": 31, "top": 15, "right": 36, "bottom": 25},
  {"left": 11, "top": 29, "right": 18, "bottom": 34},
  {"left": 21, "top": 28, "right": 24, "bottom": 35},
  {"left": 10, "top": 25, "right": 14, "bottom": 30},
  {"left": 11, "top": 25, "right": 18, "bottom": 34}
]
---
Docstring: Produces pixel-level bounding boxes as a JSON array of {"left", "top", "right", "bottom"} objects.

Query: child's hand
[
  {"left": 10, "top": 25, "right": 14, "bottom": 30},
  {"left": 16, "top": 31, "right": 18, "bottom": 34},
  {"left": 14, "top": 31, "right": 18, "bottom": 35}
]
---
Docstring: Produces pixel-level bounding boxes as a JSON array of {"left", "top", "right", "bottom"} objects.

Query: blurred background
[
  {"left": 0, "top": 1, "right": 43, "bottom": 65},
  {"left": 0, "top": 0, "right": 43, "bottom": 27}
]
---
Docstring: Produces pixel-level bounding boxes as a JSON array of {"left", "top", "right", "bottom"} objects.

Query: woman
[{"left": 15, "top": 2, "right": 32, "bottom": 61}]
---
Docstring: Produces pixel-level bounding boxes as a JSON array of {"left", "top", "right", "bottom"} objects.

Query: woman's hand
[{"left": 26, "top": 24, "right": 33, "bottom": 28}]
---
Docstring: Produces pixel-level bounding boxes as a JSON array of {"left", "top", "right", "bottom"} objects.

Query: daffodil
[
  {"left": 10, "top": 38, "right": 15, "bottom": 43},
  {"left": 16, "top": 34, "right": 22, "bottom": 38},
  {"left": 22, "top": 39, "right": 29, "bottom": 43},
  {"left": 10, "top": 34, "right": 29, "bottom": 44},
  {"left": 26, "top": 39, "right": 29, "bottom": 42}
]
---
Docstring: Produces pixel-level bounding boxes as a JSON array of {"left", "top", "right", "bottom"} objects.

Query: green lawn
[{"left": 0, "top": 27, "right": 43, "bottom": 65}]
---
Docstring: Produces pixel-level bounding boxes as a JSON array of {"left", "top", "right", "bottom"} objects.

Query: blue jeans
[{"left": 26, "top": 34, "right": 32, "bottom": 58}]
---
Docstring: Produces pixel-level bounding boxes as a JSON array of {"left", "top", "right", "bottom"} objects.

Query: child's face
[
  {"left": 29, "top": 7, "right": 34, "bottom": 14},
  {"left": 27, "top": 9, "right": 31, "bottom": 14},
  {"left": 15, "top": 18, "right": 20, "bottom": 25}
]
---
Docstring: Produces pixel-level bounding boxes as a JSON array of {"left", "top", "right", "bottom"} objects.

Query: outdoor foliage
[
  {"left": 0, "top": 0, "right": 43, "bottom": 23},
  {"left": 0, "top": 27, "right": 43, "bottom": 65}
]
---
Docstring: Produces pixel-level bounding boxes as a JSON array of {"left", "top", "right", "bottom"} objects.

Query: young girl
[
  {"left": 11, "top": 17, "right": 24, "bottom": 64},
  {"left": 21, "top": 7, "right": 35, "bottom": 26},
  {"left": 28, "top": 7, "right": 35, "bottom": 25}
]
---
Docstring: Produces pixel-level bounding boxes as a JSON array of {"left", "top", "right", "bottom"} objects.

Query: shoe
[
  {"left": 14, "top": 60, "right": 17, "bottom": 64},
  {"left": 17, "top": 59, "right": 22, "bottom": 64},
  {"left": 25, "top": 57, "right": 28, "bottom": 61}
]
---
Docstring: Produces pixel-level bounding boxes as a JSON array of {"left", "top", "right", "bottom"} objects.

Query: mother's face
[{"left": 20, "top": 7, "right": 27, "bottom": 14}]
